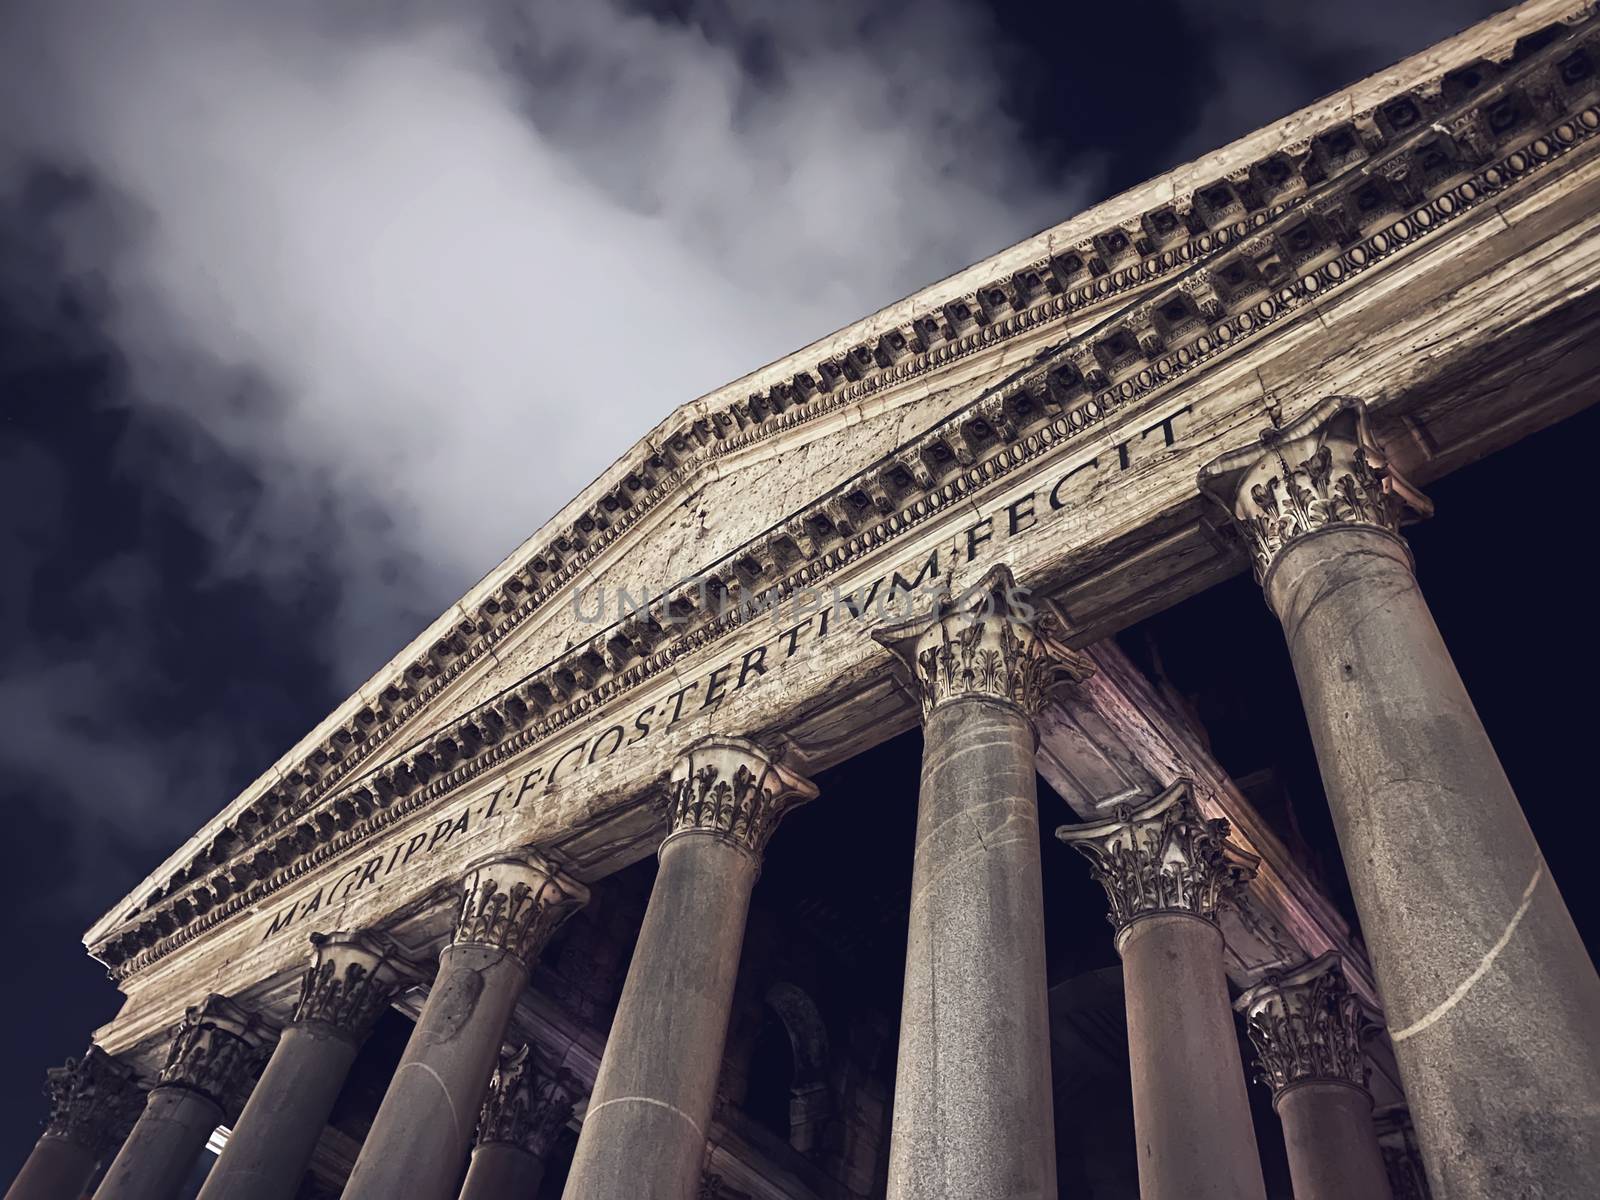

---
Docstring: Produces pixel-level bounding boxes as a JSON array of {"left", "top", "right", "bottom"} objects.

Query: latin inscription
[{"left": 259, "top": 402, "right": 1192, "bottom": 941}]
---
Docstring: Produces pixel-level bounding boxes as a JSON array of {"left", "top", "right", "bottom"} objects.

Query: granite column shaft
[
  {"left": 562, "top": 737, "right": 814, "bottom": 1200},
  {"left": 875, "top": 565, "right": 1089, "bottom": 1200},
  {"left": 342, "top": 855, "right": 586, "bottom": 1200},
  {"left": 4, "top": 1134, "right": 101, "bottom": 1200},
  {"left": 195, "top": 932, "right": 410, "bottom": 1200},
  {"left": 1059, "top": 782, "right": 1267, "bottom": 1200},
  {"left": 95, "top": 996, "right": 272, "bottom": 1200},
  {"left": 1201, "top": 397, "right": 1600, "bottom": 1196},
  {"left": 887, "top": 697, "right": 1057, "bottom": 1198},
  {"left": 94, "top": 1089, "right": 221, "bottom": 1200},
  {"left": 1121, "top": 914, "right": 1266, "bottom": 1200},
  {"left": 459, "top": 1142, "right": 547, "bottom": 1200},
  {"left": 6, "top": 1047, "right": 141, "bottom": 1200},
  {"left": 1276, "top": 1082, "right": 1392, "bottom": 1200},
  {"left": 1236, "top": 953, "right": 1391, "bottom": 1200},
  {"left": 1268, "top": 526, "right": 1600, "bottom": 1195}
]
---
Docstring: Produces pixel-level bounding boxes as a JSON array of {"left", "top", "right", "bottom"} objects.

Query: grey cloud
[{"left": 1, "top": 0, "right": 1087, "bottom": 686}]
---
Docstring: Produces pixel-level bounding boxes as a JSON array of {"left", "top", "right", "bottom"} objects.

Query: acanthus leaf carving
[
  {"left": 873, "top": 563, "right": 1094, "bottom": 720},
  {"left": 1235, "top": 952, "right": 1374, "bottom": 1098},
  {"left": 41, "top": 1045, "right": 143, "bottom": 1161},
  {"left": 156, "top": 994, "right": 275, "bottom": 1120},
  {"left": 1057, "top": 779, "right": 1259, "bottom": 941},
  {"left": 453, "top": 853, "right": 589, "bottom": 964},
  {"left": 292, "top": 930, "right": 419, "bottom": 1041},
  {"left": 664, "top": 737, "right": 818, "bottom": 860},
  {"left": 1197, "top": 395, "right": 1433, "bottom": 584},
  {"left": 475, "top": 1044, "right": 581, "bottom": 1158}
]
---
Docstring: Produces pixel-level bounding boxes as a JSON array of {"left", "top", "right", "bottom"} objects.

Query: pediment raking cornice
[{"left": 90, "top": 2, "right": 1600, "bottom": 976}]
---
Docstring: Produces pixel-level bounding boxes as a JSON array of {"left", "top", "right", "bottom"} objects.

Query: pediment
[{"left": 87, "top": 0, "right": 1600, "bottom": 988}]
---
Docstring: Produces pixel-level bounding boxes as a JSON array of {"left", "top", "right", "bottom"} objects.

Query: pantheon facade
[{"left": 10, "top": 1, "right": 1600, "bottom": 1198}]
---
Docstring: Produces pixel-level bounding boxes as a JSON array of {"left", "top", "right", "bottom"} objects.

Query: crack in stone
[{"left": 1389, "top": 859, "right": 1545, "bottom": 1043}]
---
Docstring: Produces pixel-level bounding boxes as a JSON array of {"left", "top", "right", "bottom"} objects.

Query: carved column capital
[
  {"left": 292, "top": 930, "right": 419, "bottom": 1042},
  {"left": 156, "top": 994, "right": 275, "bottom": 1120},
  {"left": 1056, "top": 779, "right": 1258, "bottom": 944},
  {"left": 872, "top": 563, "right": 1094, "bottom": 721},
  {"left": 42, "top": 1044, "right": 143, "bottom": 1160},
  {"left": 664, "top": 736, "right": 818, "bottom": 860},
  {"left": 475, "top": 1044, "right": 580, "bottom": 1158},
  {"left": 1197, "top": 395, "right": 1432, "bottom": 585},
  {"left": 453, "top": 852, "right": 589, "bottom": 965},
  {"left": 1235, "top": 952, "right": 1374, "bottom": 1101}
]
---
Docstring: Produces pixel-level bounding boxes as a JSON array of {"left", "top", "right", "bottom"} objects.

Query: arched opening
[
  {"left": 749, "top": 982, "right": 834, "bottom": 1155},
  {"left": 746, "top": 1006, "right": 798, "bottom": 1143}
]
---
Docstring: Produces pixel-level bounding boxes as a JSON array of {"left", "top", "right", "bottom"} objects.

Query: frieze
[
  {"left": 97, "top": 17, "right": 1600, "bottom": 978},
  {"left": 234, "top": 440, "right": 1180, "bottom": 947}
]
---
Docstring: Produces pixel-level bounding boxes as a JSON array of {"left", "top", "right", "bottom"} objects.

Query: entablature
[{"left": 89, "top": 1, "right": 1600, "bottom": 988}]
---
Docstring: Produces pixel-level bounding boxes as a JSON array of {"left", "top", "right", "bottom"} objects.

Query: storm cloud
[{"left": 1, "top": 0, "right": 1087, "bottom": 680}]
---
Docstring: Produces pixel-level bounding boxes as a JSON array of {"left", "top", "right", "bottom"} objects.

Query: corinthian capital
[
  {"left": 665, "top": 736, "right": 818, "bottom": 860},
  {"left": 476, "top": 1044, "right": 580, "bottom": 1158},
  {"left": 42, "top": 1045, "right": 142, "bottom": 1160},
  {"left": 157, "top": 994, "right": 275, "bottom": 1119},
  {"left": 1236, "top": 952, "right": 1374, "bottom": 1100},
  {"left": 454, "top": 852, "right": 589, "bottom": 964},
  {"left": 1197, "top": 396, "right": 1432, "bottom": 585},
  {"left": 292, "top": 930, "right": 419, "bottom": 1042},
  {"left": 1056, "top": 780, "right": 1258, "bottom": 944},
  {"left": 872, "top": 563, "right": 1093, "bottom": 721}
]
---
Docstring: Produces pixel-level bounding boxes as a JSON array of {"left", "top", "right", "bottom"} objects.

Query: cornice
[
  {"left": 91, "top": 7, "right": 1600, "bottom": 979},
  {"left": 100, "top": 4, "right": 1598, "bottom": 954}
]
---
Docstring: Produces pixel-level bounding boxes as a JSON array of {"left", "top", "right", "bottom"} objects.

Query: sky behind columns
[{"left": 0, "top": 0, "right": 1511, "bottom": 1172}]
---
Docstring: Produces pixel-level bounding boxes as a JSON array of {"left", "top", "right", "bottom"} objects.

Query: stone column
[
  {"left": 5, "top": 1046, "right": 142, "bottom": 1200},
  {"left": 1236, "top": 953, "right": 1392, "bottom": 1200},
  {"left": 458, "top": 1044, "right": 579, "bottom": 1200},
  {"left": 1058, "top": 780, "right": 1267, "bottom": 1200},
  {"left": 94, "top": 996, "right": 274, "bottom": 1200},
  {"left": 562, "top": 736, "right": 816, "bottom": 1200},
  {"left": 195, "top": 931, "right": 414, "bottom": 1200},
  {"left": 342, "top": 852, "right": 587, "bottom": 1200},
  {"left": 871, "top": 564, "right": 1091, "bottom": 1200},
  {"left": 1199, "top": 395, "right": 1600, "bottom": 1198}
]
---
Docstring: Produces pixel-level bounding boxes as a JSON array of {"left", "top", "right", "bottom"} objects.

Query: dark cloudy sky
[{"left": 0, "top": 0, "right": 1513, "bottom": 1174}]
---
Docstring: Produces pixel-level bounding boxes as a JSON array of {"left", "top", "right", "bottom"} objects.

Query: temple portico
[{"left": 12, "top": 2, "right": 1600, "bottom": 1196}]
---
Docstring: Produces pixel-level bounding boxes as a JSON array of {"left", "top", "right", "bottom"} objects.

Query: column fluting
[
  {"left": 874, "top": 564, "right": 1091, "bottom": 1200},
  {"left": 341, "top": 852, "right": 587, "bottom": 1200},
  {"left": 1199, "top": 395, "right": 1600, "bottom": 1198},
  {"left": 561, "top": 736, "right": 816, "bottom": 1200},
  {"left": 1236, "top": 953, "right": 1392, "bottom": 1200},
  {"left": 93, "top": 996, "right": 274, "bottom": 1200},
  {"left": 195, "top": 930, "right": 415, "bottom": 1200},
  {"left": 1058, "top": 780, "right": 1267, "bottom": 1200},
  {"left": 5, "top": 1046, "right": 142, "bottom": 1200}
]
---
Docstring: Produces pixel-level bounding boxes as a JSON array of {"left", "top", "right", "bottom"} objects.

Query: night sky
[{"left": 0, "top": 0, "right": 1541, "bottom": 1179}]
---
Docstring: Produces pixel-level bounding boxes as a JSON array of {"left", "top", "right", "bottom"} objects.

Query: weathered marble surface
[{"left": 85, "top": 1, "right": 1600, "bottom": 1082}]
